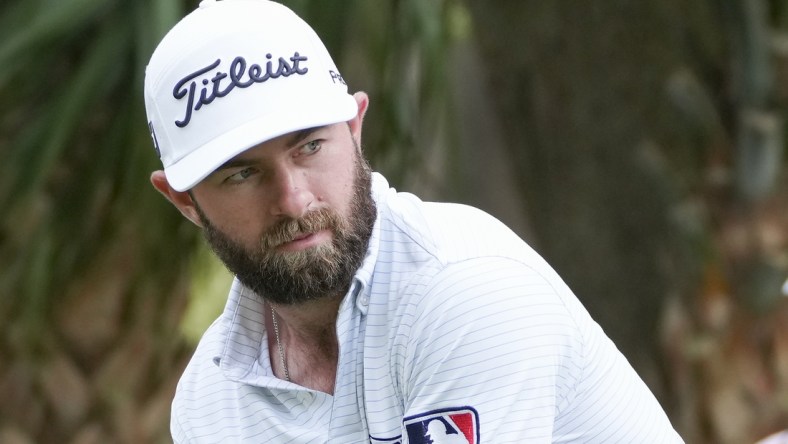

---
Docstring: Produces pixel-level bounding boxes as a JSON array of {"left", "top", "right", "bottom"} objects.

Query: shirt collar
[{"left": 349, "top": 172, "right": 387, "bottom": 313}]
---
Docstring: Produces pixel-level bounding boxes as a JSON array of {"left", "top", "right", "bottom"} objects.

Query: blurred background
[{"left": 0, "top": 0, "right": 786, "bottom": 442}]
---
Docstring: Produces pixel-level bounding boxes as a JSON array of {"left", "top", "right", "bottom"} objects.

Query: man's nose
[{"left": 269, "top": 168, "right": 313, "bottom": 219}]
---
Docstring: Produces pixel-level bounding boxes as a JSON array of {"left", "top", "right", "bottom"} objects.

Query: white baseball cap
[{"left": 144, "top": 0, "right": 358, "bottom": 191}]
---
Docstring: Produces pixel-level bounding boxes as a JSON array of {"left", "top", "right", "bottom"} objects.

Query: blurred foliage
[
  {"left": 0, "top": 0, "right": 191, "bottom": 348},
  {"left": 0, "top": 0, "right": 785, "bottom": 442}
]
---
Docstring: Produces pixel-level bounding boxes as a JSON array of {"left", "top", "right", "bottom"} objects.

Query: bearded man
[{"left": 144, "top": 1, "right": 683, "bottom": 442}]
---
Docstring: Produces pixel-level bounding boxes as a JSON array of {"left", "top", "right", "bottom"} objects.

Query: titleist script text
[{"left": 173, "top": 52, "right": 308, "bottom": 128}]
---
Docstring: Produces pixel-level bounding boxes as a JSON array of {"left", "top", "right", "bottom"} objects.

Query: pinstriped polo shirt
[{"left": 171, "top": 173, "right": 683, "bottom": 443}]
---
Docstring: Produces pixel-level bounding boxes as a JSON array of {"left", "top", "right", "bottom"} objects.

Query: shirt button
[
  {"left": 297, "top": 392, "right": 313, "bottom": 403},
  {"left": 360, "top": 296, "right": 369, "bottom": 306}
]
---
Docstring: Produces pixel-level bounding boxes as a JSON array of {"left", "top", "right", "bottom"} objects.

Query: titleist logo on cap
[{"left": 172, "top": 51, "right": 309, "bottom": 128}]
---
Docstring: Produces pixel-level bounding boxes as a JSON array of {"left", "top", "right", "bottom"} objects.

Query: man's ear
[
  {"left": 348, "top": 91, "right": 369, "bottom": 145},
  {"left": 150, "top": 170, "right": 204, "bottom": 227}
]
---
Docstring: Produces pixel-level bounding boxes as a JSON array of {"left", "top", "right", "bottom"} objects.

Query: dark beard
[{"left": 196, "top": 153, "right": 376, "bottom": 305}]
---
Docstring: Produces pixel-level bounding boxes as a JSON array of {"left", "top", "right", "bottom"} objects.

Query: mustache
[{"left": 260, "top": 208, "right": 339, "bottom": 249}]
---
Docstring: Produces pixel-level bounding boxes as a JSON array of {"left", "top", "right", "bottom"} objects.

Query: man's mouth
[
  {"left": 275, "top": 229, "right": 331, "bottom": 251},
  {"left": 291, "top": 232, "right": 312, "bottom": 242}
]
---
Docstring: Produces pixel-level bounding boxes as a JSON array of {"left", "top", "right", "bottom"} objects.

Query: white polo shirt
[{"left": 171, "top": 173, "right": 683, "bottom": 443}]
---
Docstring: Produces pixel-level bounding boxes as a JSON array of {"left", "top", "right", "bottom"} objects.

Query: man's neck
[
  {"left": 266, "top": 294, "right": 344, "bottom": 393},
  {"left": 268, "top": 294, "right": 343, "bottom": 340}
]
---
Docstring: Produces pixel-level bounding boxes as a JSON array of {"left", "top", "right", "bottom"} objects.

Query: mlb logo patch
[{"left": 404, "top": 407, "right": 479, "bottom": 444}]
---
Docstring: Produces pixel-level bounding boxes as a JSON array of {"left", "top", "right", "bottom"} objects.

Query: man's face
[{"left": 189, "top": 123, "right": 376, "bottom": 305}]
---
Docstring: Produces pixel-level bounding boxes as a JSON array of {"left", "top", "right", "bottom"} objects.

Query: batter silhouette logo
[{"left": 404, "top": 407, "right": 479, "bottom": 444}]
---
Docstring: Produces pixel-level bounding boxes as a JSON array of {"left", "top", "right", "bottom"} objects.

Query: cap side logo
[
  {"left": 404, "top": 407, "right": 479, "bottom": 444},
  {"left": 148, "top": 121, "right": 161, "bottom": 157},
  {"left": 172, "top": 52, "right": 309, "bottom": 128},
  {"left": 329, "top": 69, "right": 346, "bottom": 85}
]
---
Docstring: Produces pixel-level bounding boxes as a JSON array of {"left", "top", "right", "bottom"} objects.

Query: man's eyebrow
[
  {"left": 286, "top": 126, "right": 325, "bottom": 148},
  {"left": 214, "top": 158, "right": 257, "bottom": 172}
]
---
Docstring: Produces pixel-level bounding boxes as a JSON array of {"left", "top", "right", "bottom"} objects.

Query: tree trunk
[{"left": 466, "top": 1, "right": 788, "bottom": 442}]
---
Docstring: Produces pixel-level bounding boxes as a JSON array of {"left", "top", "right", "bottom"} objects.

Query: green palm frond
[{"left": 0, "top": 0, "right": 191, "bottom": 344}]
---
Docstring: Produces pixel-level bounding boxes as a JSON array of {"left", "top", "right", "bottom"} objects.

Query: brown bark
[{"left": 466, "top": 1, "right": 788, "bottom": 442}]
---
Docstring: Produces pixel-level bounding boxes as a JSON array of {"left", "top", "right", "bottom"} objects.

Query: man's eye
[
  {"left": 225, "top": 167, "right": 257, "bottom": 183},
  {"left": 299, "top": 140, "right": 322, "bottom": 155}
]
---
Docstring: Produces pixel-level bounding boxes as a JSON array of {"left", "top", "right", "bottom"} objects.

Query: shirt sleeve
[{"left": 400, "top": 256, "right": 683, "bottom": 443}]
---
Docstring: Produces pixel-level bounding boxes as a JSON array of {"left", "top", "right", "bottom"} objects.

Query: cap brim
[{"left": 163, "top": 92, "right": 358, "bottom": 191}]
